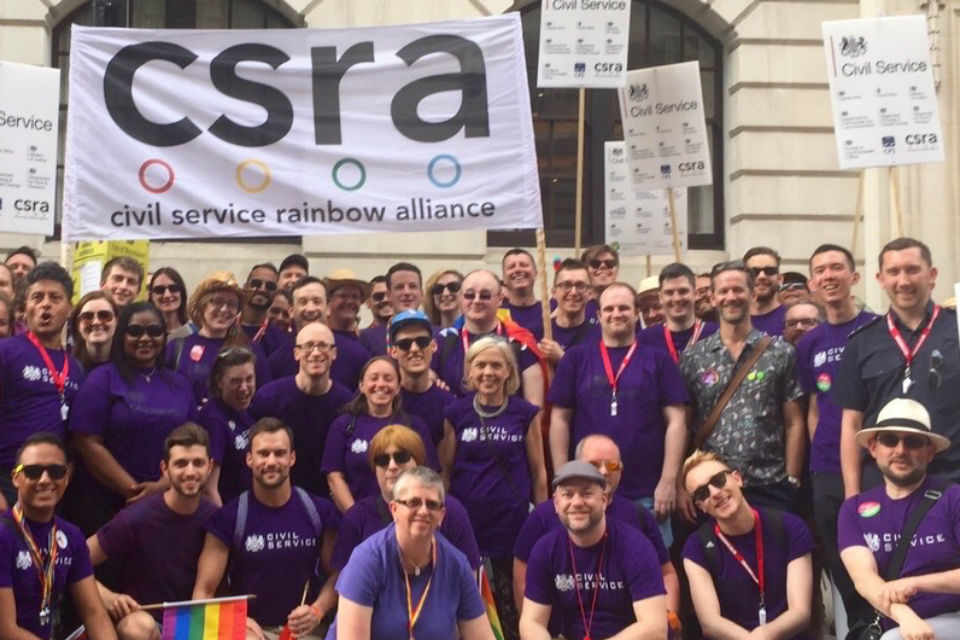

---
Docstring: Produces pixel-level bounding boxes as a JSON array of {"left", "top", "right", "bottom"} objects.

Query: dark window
[{"left": 490, "top": 0, "right": 724, "bottom": 250}]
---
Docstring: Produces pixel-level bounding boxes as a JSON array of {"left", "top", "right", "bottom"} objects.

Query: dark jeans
[
  {"left": 812, "top": 471, "right": 874, "bottom": 639},
  {"left": 742, "top": 477, "right": 800, "bottom": 511}
]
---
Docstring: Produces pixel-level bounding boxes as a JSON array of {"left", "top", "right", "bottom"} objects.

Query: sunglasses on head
[
  {"left": 876, "top": 432, "right": 929, "bottom": 450},
  {"left": 78, "top": 310, "right": 114, "bottom": 323},
  {"left": 748, "top": 266, "right": 779, "bottom": 277},
  {"left": 370, "top": 291, "right": 387, "bottom": 303},
  {"left": 124, "top": 324, "right": 164, "bottom": 338},
  {"left": 463, "top": 290, "right": 494, "bottom": 301},
  {"left": 14, "top": 463, "right": 68, "bottom": 480},
  {"left": 373, "top": 450, "right": 414, "bottom": 467},
  {"left": 394, "top": 336, "right": 432, "bottom": 352},
  {"left": 589, "top": 259, "right": 617, "bottom": 270},
  {"left": 780, "top": 282, "right": 806, "bottom": 292},
  {"left": 248, "top": 278, "right": 277, "bottom": 292},
  {"left": 690, "top": 469, "right": 735, "bottom": 503},
  {"left": 394, "top": 497, "right": 444, "bottom": 512},
  {"left": 151, "top": 284, "right": 182, "bottom": 296},
  {"left": 432, "top": 281, "right": 462, "bottom": 296}
]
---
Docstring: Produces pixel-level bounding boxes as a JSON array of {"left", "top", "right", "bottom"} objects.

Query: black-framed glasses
[
  {"left": 151, "top": 284, "right": 182, "bottom": 296},
  {"left": 556, "top": 281, "right": 590, "bottom": 293},
  {"left": 876, "top": 432, "right": 928, "bottom": 450},
  {"left": 394, "top": 336, "right": 432, "bottom": 352},
  {"left": 371, "top": 291, "right": 387, "bottom": 303},
  {"left": 928, "top": 349, "right": 943, "bottom": 390},
  {"left": 373, "top": 450, "right": 414, "bottom": 467},
  {"left": 78, "top": 310, "right": 115, "bottom": 323},
  {"left": 463, "top": 290, "right": 494, "bottom": 301},
  {"left": 748, "top": 266, "right": 779, "bottom": 278},
  {"left": 394, "top": 497, "right": 444, "bottom": 512},
  {"left": 124, "top": 324, "right": 164, "bottom": 338},
  {"left": 14, "top": 463, "right": 68, "bottom": 480},
  {"left": 432, "top": 281, "right": 462, "bottom": 296},
  {"left": 296, "top": 341, "right": 334, "bottom": 353},
  {"left": 248, "top": 278, "right": 277, "bottom": 292},
  {"left": 690, "top": 469, "right": 735, "bottom": 503},
  {"left": 588, "top": 259, "right": 617, "bottom": 270}
]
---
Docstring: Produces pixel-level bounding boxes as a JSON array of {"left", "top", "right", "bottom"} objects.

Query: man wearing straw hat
[{"left": 838, "top": 397, "right": 960, "bottom": 640}]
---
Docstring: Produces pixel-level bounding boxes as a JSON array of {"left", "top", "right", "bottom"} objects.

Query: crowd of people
[{"left": 0, "top": 236, "right": 958, "bottom": 640}]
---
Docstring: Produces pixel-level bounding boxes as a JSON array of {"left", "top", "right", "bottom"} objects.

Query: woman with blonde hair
[{"left": 423, "top": 269, "right": 463, "bottom": 329}]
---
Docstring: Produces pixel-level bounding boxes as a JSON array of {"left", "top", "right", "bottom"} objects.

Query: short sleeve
[
  {"left": 656, "top": 351, "right": 690, "bottom": 406},
  {"left": 197, "top": 406, "right": 226, "bottom": 464},
  {"left": 320, "top": 416, "right": 350, "bottom": 473},
  {"left": 622, "top": 534, "right": 666, "bottom": 601},
  {"left": 681, "top": 525, "right": 710, "bottom": 570},
  {"left": 545, "top": 348, "right": 578, "bottom": 408},
  {"left": 522, "top": 536, "right": 555, "bottom": 606},
  {"left": 335, "top": 544, "right": 384, "bottom": 607},
  {"left": 204, "top": 505, "right": 235, "bottom": 547},
  {"left": 440, "top": 500, "right": 480, "bottom": 570},
  {"left": 513, "top": 505, "right": 550, "bottom": 562},
  {"left": 836, "top": 498, "right": 865, "bottom": 551},
  {"left": 833, "top": 337, "right": 867, "bottom": 411},
  {"left": 455, "top": 556, "right": 486, "bottom": 621},
  {"left": 0, "top": 529, "right": 15, "bottom": 588},
  {"left": 67, "top": 368, "right": 114, "bottom": 436},
  {"left": 782, "top": 512, "right": 816, "bottom": 561},
  {"left": 67, "top": 527, "right": 94, "bottom": 584},
  {"left": 96, "top": 509, "right": 135, "bottom": 559}
]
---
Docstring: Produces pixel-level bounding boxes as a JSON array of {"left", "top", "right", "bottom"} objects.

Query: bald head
[
  {"left": 575, "top": 434, "right": 623, "bottom": 493},
  {"left": 462, "top": 269, "right": 502, "bottom": 293},
  {"left": 296, "top": 321, "right": 333, "bottom": 346},
  {"left": 294, "top": 321, "right": 336, "bottom": 380}
]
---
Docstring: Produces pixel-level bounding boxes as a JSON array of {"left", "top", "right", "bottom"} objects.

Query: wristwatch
[{"left": 786, "top": 475, "right": 801, "bottom": 488}]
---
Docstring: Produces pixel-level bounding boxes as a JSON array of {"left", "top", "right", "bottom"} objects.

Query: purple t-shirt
[
  {"left": 401, "top": 384, "right": 456, "bottom": 446},
  {"left": 243, "top": 322, "right": 293, "bottom": 358},
  {"left": 358, "top": 325, "right": 388, "bottom": 356},
  {"left": 431, "top": 325, "right": 539, "bottom": 398},
  {"left": 751, "top": 305, "right": 788, "bottom": 338},
  {"left": 551, "top": 317, "right": 601, "bottom": 352},
  {"left": 547, "top": 341, "right": 689, "bottom": 499},
  {"left": 197, "top": 397, "right": 255, "bottom": 504},
  {"left": 525, "top": 519, "right": 665, "bottom": 640},
  {"left": 330, "top": 493, "right": 480, "bottom": 571},
  {"left": 97, "top": 492, "right": 217, "bottom": 619},
  {"left": 0, "top": 514, "right": 92, "bottom": 638},
  {"left": 501, "top": 300, "right": 544, "bottom": 340},
  {"left": 0, "top": 334, "right": 83, "bottom": 466},
  {"left": 636, "top": 322, "right": 719, "bottom": 363},
  {"left": 251, "top": 377, "right": 353, "bottom": 496},
  {"left": 69, "top": 363, "right": 198, "bottom": 483},
  {"left": 328, "top": 524, "right": 485, "bottom": 640},
  {"left": 683, "top": 509, "right": 815, "bottom": 636},
  {"left": 205, "top": 490, "right": 340, "bottom": 627},
  {"left": 165, "top": 333, "right": 272, "bottom": 404},
  {"left": 444, "top": 394, "right": 540, "bottom": 557},
  {"left": 514, "top": 495, "right": 668, "bottom": 565},
  {"left": 267, "top": 332, "right": 370, "bottom": 391},
  {"left": 320, "top": 413, "right": 439, "bottom": 502},
  {"left": 795, "top": 310, "right": 877, "bottom": 473},
  {"left": 838, "top": 478, "right": 960, "bottom": 628}
]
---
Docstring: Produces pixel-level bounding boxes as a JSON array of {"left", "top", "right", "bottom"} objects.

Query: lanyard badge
[
  {"left": 886, "top": 306, "right": 940, "bottom": 394},
  {"left": 599, "top": 340, "right": 638, "bottom": 417}
]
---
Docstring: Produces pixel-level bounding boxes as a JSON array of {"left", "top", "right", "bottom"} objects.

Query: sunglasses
[
  {"left": 248, "top": 278, "right": 277, "bottom": 292},
  {"left": 876, "top": 432, "right": 928, "bottom": 450},
  {"left": 432, "top": 281, "right": 462, "bottom": 296},
  {"left": 589, "top": 460, "right": 623, "bottom": 473},
  {"left": 124, "top": 324, "right": 165, "bottom": 338},
  {"left": 78, "top": 310, "right": 115, "bottom": 323},
  {"left": 394, "top": 497, "right": 444, "bottom": 512},
  {"left": 748, "top": 266, "right": 779, "bottom": 277},
  {"left": 151, "top": 284, "right": 182, "bottom": 296},
  {"left": 589, "top": 259, "right": 617, "bottom": 270},
  {"left": 373, "top": 450, "right": 414, "bottom": 467},
  {"left": 463, "top": 290, "right": 494, "bottom": 301},
  {"left": 690, "top": 469, "right": 735, "bottom": 503},
  {"left": 394, "top": 336, "right": 432, "bottom": 352},
  {"left": 779, "top": 282, "right": 806, "bottom": 292},
  {"left": 14, "top": 463, "right": 68, "bottom": 480},
  {"left": 371, "top": 291, "right": 387, "bottom": 303}
]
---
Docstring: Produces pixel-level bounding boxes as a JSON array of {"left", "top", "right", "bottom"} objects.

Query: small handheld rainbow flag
[
  {"left": 479, "top": 563, "right": 505, "bottom": 640},
  {"left": 160, "top": 596, "right": 248, "bottom": 640}
]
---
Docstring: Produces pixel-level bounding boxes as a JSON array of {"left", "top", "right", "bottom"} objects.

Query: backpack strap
[
  {"left": 293, "top": 487, "right": 323, "bottom": 537},
  {"left": 345, "top": 414, "right": 358, "bottom": 434},
  {"left": 438, "top": 331, "right": 459, "bottom": 376},
  {"left": 170, "top": 336, "right": 187, "bottom": 371},
  {"left": 885, "top": 487, "right": 942, "bottom": 580},
  {"left": 233, "top": 491, "right": 249, "bottom": 550}
]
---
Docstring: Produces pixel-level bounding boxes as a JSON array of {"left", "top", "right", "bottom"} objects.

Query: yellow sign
[{"left": 71, "top": 240, "right": 150, "bottom": 303}]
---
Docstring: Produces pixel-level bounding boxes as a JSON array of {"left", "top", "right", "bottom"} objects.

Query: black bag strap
[
  {"left": 885, "top": 488, "right": 942, "bottom": 581},
  {"left": 698, "top": 508, "right": 786, "bottom": 583},
  {"left": 438, "top": 331, "right": 459, "bottom": 374}
]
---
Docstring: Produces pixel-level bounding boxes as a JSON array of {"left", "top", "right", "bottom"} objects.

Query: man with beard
[
  {"left": 783, "top": 301, "right": 821, "bottom": 346},
  {"left": 744, "top": 247, "right": 787, "bottom": 337},
  {"left": 839, "top": 398, "right": 960, "bottom": 640},
  {"left": 87, "top": 423, "right": 217, "bottom": 640},
  {"left": 363, "top": 276, "right": 393, "bottom": 329},
  {"left": 680, "top": 261, "right": 805, "bottom": 512},
  {"left": 360, "top": 262, "right": 427, "bottom": 356},
  {"left": 519, "top": 460, "right": 667, "bottom": 640},
  {"left": 241, "top": 263, "right": 291, "bottom": 357},
  {"left": 500, "top": 248, "right": 544, "bottom": 340},
  {"left": 195, "top": 418, "right": 339, "bottom": 640},
  {"left": 695, "top": 272, "right": 719, "bottom": 323},
  {"left": 637, "top": 263, "right": 718, "bottom": 364}
]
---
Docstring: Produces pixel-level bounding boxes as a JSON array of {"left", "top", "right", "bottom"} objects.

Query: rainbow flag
[
  {"left": 479, "top": 563, "right": 505, "bottom": 640},
  {"left": 161, "top": 597, "right": 247, "bottom": 640}
]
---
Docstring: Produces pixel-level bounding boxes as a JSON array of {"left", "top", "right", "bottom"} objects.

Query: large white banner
[
  {"left": 0, "top": 62, "right": 61, "bottom": 236},
  {"left": 617, "top": 61, "right": 712, "bottom": 190},
  {"left": 64, "top": 16, "right": 542, "bottom": 241},
  {"left": 822, "top": 16, "right": 944, "bottom": 169},
  {"left": 537, "top": 0, "right": 631, "bottom": 88},
  {"left": 604, "top": 141, "right": 686, "bottom": 255}
]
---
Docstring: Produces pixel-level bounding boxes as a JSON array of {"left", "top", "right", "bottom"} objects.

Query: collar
[
  {"left": 890, "top": 300, "right": 936, "bottom": 334},
  {"left": 706, "top": 328, "right": 764, "bottom": 353}
]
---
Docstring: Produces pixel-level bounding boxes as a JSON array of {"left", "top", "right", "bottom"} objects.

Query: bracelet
[{"left": 309, "top": 603, "right": 321, "bottom": 619}]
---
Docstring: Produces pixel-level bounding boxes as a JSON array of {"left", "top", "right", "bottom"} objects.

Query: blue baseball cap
[{"left": 388, "top": 309, "right": 433, "bottom": 341}]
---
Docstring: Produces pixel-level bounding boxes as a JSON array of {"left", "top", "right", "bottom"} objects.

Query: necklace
[
  {"left": 141, "top": 367, "right": 157, "bottom": 383},
  {"left": 473, "top": 394, "right": 508, "bottom": 419}
]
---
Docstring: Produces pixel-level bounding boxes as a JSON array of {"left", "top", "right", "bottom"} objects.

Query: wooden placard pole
[
  {"left": 889, "top": 166, "right": 903, "bottom": 237},
  {"left": 645, "top": 255, "right": 652, "bottom": 277},
  {"left": 850, "top": 170, "right": 865, "bottom": 262},
  {"left": 573, "top": 87, "right": 586, "bottom": 256},
  {"left": 666, "top": 187, "right": 682, "bottom": 263},
  {"left": 536, "top": 228, "right": 553, "bottom": 342}
]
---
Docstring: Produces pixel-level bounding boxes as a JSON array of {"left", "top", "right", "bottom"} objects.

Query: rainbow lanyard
[
  {"left": 400, "top": 537, "right": 438, "bottom": 640},
  {"left": 11, "top": 503, "right": 58, "bottom": 623}
]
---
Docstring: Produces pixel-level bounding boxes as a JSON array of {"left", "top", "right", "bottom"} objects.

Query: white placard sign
[
  {"left": 63, "top": 16, "right": 542, "bottom": 241},
  {"left": 0, "top": 62, "right": 61, "bottom": 236},
  {"left": 536, "top": 0, "right": 631, "bottom": 88},
  {"left": 604, "top": 141, "right": 686, "bottom": 255},
  {"left": 617, "top": 61, "right": 712, "bottom": 189},
  {"left": 822, "top": 16, "right": 944, "bottom": 168}
]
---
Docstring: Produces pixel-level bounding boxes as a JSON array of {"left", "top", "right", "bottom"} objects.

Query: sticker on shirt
[
  {"left": 701, "top": 369, "right": 719, "bottom": 386},
  {"left": 746, "top": 369, "right": 767, "bottom": 382},
  {"left": 857, "top": 501, "right": 880, "bottom": 518},
  {"left": 350, "top": 438, "right": 369, "bottom": 454},
  {"left": 817, "top": 373, "right": 832, "bottom": 392},
  {"left": 56, "top": 530, "right": 68, "bottom": 549},
  {"left": 190, "top": 345, "right": 205, "bottom": 362}
]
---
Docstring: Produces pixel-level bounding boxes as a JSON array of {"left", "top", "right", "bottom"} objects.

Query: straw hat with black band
[
  {"left": 188, "top": 271, "right": 242, "bottom": 327},
  {"left": 855, "top": 397, "right": 951, "bottom": 452},
  {"left": 323, "top": 269, "right": 372, "bottom": 302}
]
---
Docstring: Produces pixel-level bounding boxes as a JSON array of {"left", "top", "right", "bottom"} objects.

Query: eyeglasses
[
  {"left": 779, "top": 282, "right": 806, "bottom": 292},
  {"left": 371, "top": 291, "right": 387, "bottom": 303},
  {"left": 929, "top": 349, "right": 943, "bottom": 390},
  {"left": 151, "top": 284, "right": 182, "bottom": 296},
  {"left": 690, "top": 469, "right": 735, "bottom": 503},
  {"left": 394, "top": 336, "right": 432, "bottom": 352},
  {"left": 78, "top": 310, "right": 115, "bottom": 323},
  {"left": 13, "top": 463, "right": 68, "bottom": 480},
  {"left": 785, "top": 318, "right": 819, "bottom": 328},
  {"left": 589, "top": 460, "right": 623, "bottom": 473},
  {"left": 394, "top": 497, "right": 444, "bottom": 512},
  {"left": 876, "top": 432, "right": 928, "bottom": 450},
  {"left": 373, "top": 450, "right": 414, "bottom": 467},
  {"left": 556, "top": 281, "right": 590, "bottom": 293},
  {"left": 589, "top": 259, "right": 617, "bottom": 270},
  {"left": 748, "top": 266, "right": 779, "bottom": 277},
  {"left": 124, "top": 324, "right": 164, "bottom": 338},
  {"left": 463, "top": 290, "right": 494, "bottom": 301},
  {"left": 248, "top": 278, "right": 277, "bottom": 292},
  {"left": 208, "top": 297, "right": 239, "bottom": 312},
  {"left": 432, "top": 281, "right": 462, "bottom": 296},
  {"left": 296, "top": 341, "right": 334, "bottom": 353}
]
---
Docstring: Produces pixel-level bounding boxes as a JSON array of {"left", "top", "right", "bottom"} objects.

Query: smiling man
[
  {"left": 537, "top": 259, "right": 600, "bottom": 367},
  {"left": 241, "top": 263, "right": 290, "bottom": 358},
  {"left": 101, "top": 256, "right": 144, "bottom": 309},
  {"left": 500, "top": 248, "right": 544, "bottom": 340},
  {"left": 637, "top": 262, "right": 718, "bottom": 364},
  {"left": 744, "top": 247, "right": 787, "bottom": 337}
]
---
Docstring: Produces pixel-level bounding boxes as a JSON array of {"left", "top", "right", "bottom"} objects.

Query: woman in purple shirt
[{"left": 69, "top": 291, "right": 117, "bottom": 373}]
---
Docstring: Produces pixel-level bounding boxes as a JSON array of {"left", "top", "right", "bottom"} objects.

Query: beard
[{"left": 881, "top": 460, "right": 926, "bottom": 487}]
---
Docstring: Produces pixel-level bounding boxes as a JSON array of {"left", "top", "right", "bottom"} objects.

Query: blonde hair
[
  {"left": 681, "top": 449, "right": 728, "bottom": 485},
  {"left": 464, "top": 336, "right": 520, "bottom": 395},
  {"left": 423, "top": 269, "right": 463, "bottom": 326}
]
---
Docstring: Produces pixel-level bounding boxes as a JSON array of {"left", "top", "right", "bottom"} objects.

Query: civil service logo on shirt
[
  {"left": 863, "top": 532, "right": 880, "bottom": 552},
  {"left": 245, "top": 534, "right": 265, "bottom": 552},
  {"left": 555, "top": 572, "right": 626, "bottom": 591},
  {"left": 22, "top": 365, "right": 42, "bottom": 381},
  {"left": 15, "top": 550, "right": 31, "bottom": 570},
  {"left": 554, "top": 574, "right": 575, "bottom": 592},
  {"left": 350, "top": 439, "right": 369, "bottom": 454},
  {"left": 461, "top": 428, "right": 479, "bottom": 443},
  {"left": 234, "top": 431, "right": 250, "bottom": 452},
  {"left": 814, "top": 352, "right": 827, "bottom": 367}
]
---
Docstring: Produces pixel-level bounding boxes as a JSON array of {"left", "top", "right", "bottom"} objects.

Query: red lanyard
[
  {"left": 887, "top": 305, "right": 940, "bottom": 371},
  {"left": 663, "top": 319, "right": 703, "bottom": 364},
  {"left": 714, "top": 509, "right": 765, "bottom": 614},
  {"left": 568, "top": 532, "right": 608, "bottom": 640},
  {"left": 251, "top": 319, "right": 268, "bottom": 344},
  {"left": 11, "top": 503, "right": 58, "bottom": 625},
  {"left": 25, "top": 331, "right": 69, "bottom": 399},
  {"left": 598, "top": 340, "right": 637, "bottom": 416},
  {"left": 460, "top": 323, "right": 504, "bottom": 354},
  {"left": 399, "top": 536, "right": 437, "bottom": 639}
]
